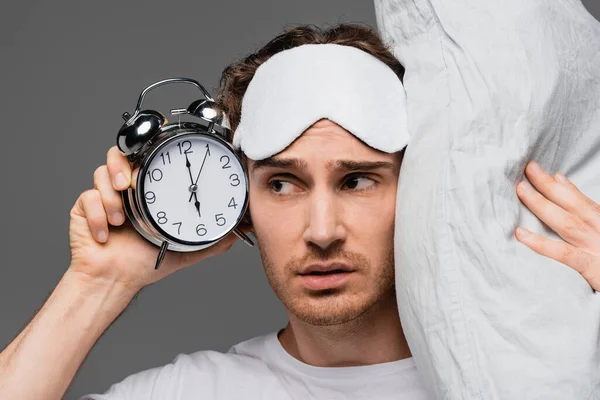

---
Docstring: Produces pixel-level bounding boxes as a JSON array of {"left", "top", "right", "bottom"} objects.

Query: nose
[{"left": 302, "top": 189, "right": 347, "bottom": 249}]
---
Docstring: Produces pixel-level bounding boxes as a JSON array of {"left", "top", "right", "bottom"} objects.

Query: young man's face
[{"left": 246, "top": 119, "right": 403, "bottom": 326}]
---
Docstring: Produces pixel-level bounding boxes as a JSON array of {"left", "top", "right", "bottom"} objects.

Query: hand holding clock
[{"left": 67, "top": 145, "right": 251, "bottom": 294}]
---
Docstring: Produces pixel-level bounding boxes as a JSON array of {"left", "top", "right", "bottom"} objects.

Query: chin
[{"left": 287, "top": 290, "right": 376, "bottom": 326}]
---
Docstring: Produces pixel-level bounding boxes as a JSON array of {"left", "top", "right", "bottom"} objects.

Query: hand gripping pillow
[{"left": 375, "top": 0, "right": 600, "bottom": 398}]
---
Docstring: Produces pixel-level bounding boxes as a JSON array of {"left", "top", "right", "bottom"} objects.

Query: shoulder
[
  {"left": 226, "top": 331, "right": 276, "bottom": 359},
  {"left": 177, "top": 332, "right": 277, "bottom": 376},
  {"left": 80, "top": 332, "right": 278, "bottom": 400}
]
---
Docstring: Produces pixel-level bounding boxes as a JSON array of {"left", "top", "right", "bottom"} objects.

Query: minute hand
[{"left": 193, "top": 144, "right": 210, "bottom": 185}]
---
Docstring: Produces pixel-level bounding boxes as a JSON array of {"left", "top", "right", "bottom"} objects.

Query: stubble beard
[{"left": 257, "top": 238, "right": 396, "bottom": 327}]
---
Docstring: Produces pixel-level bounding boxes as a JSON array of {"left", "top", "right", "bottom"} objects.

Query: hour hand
[
  {"left": 185, "top": 153, "right": 195, "bottom": 186},
  {"left": 192, "top": 192, "right": 201, "bottom": 217},
  {"left": 185, "top": 153, "right": 198, "bottom": 203}
]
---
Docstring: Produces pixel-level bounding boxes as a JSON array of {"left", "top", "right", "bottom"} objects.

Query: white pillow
[{"left": 375, "top": 0, "right": 600, "bottom": 398}]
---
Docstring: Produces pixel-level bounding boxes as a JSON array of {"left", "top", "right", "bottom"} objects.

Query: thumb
[{"left": 130, "top": 167, "right": 140, "bottom": 190}]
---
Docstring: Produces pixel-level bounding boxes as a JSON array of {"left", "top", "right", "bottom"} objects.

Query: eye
[
  {"left": 269, "top": 179, "right": 297, "bottom": 195},
  {"left": 342, "top": 175, "right": 375, "bottom": 191}
]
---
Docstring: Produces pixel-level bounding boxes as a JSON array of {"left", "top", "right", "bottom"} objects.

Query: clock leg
[
  {"left": 233, "top": 229, "right": 254, "bottom": 247},
  {"left": 154, "top": 241, "right": 169, "bottom": 270}
]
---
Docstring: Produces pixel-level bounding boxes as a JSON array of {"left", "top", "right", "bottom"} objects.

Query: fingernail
[
  {"left": 518, "top": 181, "right": 533, "bottom": 194},
  {"left": 97, "top": 230, "right": 108, "bottom": 242},
  {"left": 112, "top": 212, "right": 124, "bottom": 224},
  {"left": 529, "top": 161, "right": 542, "bottom": 172},
  {"left": 115, "top": 173, "right": 128, "bottom": 189},
  {"left": 516, "top": 227, "right": 530, "bottom": 238},
  {"left": 555, "top": 172, "right": 569, "bottom": 185}
]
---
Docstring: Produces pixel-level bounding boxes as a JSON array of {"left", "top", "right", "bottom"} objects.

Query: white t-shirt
[{"left": 80, "top": 331, "right": 433, "bottom": 399}]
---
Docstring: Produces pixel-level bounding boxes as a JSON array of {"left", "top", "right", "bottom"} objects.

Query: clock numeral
[
  {"left": 172, "top": 222, "right": 182, "bottom": 235},
  {"left": 145, "top": 191, "right": 156, "bottom": 204},
  {"left": 177, "top": 140, "right": 193, "bottom": 155},
  {"left": 196, "top": 224, "right": 207, "bottom": 236},
  {"left": 157, "top": 211, "right": 168, "bottom": 225},
  {"left": 147, "top": 168, "right": 163, "bottom": 183},
  {"left": 228, "top": 197, "right": 238, "bottom": 209},
  {"left": 220, "top": 155, "right": 231, "bottom": 169},
  {"left": 229, "top": 173, "right": 240, "bottom": 187},
  {"left": 160, "top": 151, "right": 171, "bottom": 165},
  {"left": 215, "top": 213, "right": 226, "bottom": 227}
]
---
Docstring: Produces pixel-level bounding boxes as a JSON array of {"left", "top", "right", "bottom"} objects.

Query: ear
[{"left": 238, "top": 209, "right": 254, "bottom": 233}]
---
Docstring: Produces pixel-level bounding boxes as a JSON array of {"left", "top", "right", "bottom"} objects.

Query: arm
[
  {"left": 0, "top": 270, "right": 136, "bottom": 400},
  {"left": 0, "top": 146, "right": 246, "bottom": 400}
]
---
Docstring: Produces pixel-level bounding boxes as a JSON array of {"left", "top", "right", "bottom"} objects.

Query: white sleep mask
[{"left": 232, "top": 43, "right": 410, "bottom": 160}]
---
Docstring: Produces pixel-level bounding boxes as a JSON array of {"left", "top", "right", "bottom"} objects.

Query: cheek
[
  {"left": 248, "top": 184, "right": 304, "bottom": 255},
  {"left": 346, "top": 191, "right": 397, "bottom": 250}
]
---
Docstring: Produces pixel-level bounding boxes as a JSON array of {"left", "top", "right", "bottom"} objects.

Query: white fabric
[
  {"left": 80, "top": 331, "right": 433, "bottom": 399},
  {"left": 375, "top": 0, "right": 600, "bottom": 398},
  {"left": 233, "top": 43, "right": 410, "bottom": 160}
]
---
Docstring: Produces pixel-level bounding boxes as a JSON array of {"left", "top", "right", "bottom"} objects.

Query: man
[
  {"left": 0, "top": 23, "right": 597, "bottom": 400},
  {"left": 0, "top": 24, "right": 430, "bottom": 399}
]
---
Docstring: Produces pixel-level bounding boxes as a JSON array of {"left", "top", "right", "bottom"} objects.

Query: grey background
[{"left": 0, "top": 0, "right": 598, "bottom": 398}]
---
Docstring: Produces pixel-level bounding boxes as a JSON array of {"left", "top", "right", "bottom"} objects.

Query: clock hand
[
  {"left": 185, "top": 153, "right": 194, "bottom": 185},
  {"left": 186, "top": 146, "right": 205, "bottom": 215},
  {"left": 193, "top": 144, "right": 210, "bottom": 185},
  {"left": 192, "top": 192, "right": 201, "bottom": 218},
  {"left": 185, "top": 153, "right": 198, "bottom": 203}
]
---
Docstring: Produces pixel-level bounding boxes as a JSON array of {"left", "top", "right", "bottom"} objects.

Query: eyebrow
[
  {"left": 251, "top": 157, "right": 308, "bottom": 173},
  {"left": 330, "top": 160, "right": 395, "bottom": 172},
  {"left": 251, "top": 157, "right": 395, "bottom": 173}
]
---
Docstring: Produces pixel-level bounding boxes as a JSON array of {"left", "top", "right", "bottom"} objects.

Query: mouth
[
  {"left": 299, "top": 262, "right": 355, "bottom": 275},
  {"left": 298, "top": 263, "right": 356, "bottom": 290}
]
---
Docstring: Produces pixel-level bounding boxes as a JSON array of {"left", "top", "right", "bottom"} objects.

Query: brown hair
[{"left": 216, "top": 23, "right": 404, "bottom": 141}]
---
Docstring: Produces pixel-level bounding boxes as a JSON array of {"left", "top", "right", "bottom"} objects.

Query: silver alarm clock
[{"left": 116, "top": 78, "right": 253, "bottom": 270}]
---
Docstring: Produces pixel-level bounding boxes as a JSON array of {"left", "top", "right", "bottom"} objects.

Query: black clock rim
[{"left": 137, "top": 127, "right": 249, "bottom": 247}]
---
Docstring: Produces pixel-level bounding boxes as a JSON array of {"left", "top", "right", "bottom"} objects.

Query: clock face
[{"left": 139, "top": 133, "right": 248, "bottom": 245}]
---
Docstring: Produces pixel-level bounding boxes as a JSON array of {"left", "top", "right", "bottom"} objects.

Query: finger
[
  {"left": 107, "top": 146, "right": 134, "bottom": 191},
  {"left": 517, "top": 180, "right": 593, "bottom": 251},
  {"left": 77, "top": 189, "right": 109, "bottom": 243},
  {"left": 525, "top": 161, "right": 600, "bottom": 231},
  {"left": 93, "top": 165, "right": 125, "bottom": 226},
  {"left": 553, "top": 172, "right": 600, "bottom": 232},
  {"left": 515, "top": 227, "right": 600, "bottom": 291},
  {"left": 131, "top": 167, "right": 139, "bottom": 190}
]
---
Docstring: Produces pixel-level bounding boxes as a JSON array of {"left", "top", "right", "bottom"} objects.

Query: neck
[{"left": 277, "top": 290, "right": 411, "bottom": 367}]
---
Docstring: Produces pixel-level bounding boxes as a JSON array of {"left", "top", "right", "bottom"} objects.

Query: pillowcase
[{"left": 375, "top": 0, "right": 600, "bottom": 398}]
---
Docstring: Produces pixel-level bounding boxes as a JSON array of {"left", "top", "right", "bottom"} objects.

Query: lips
[
  {"left": 297, "top": 263, "right": 356, "bottom": 291},
  {"left": 298, "top": 263, "right": 355, "bottom": 276}
]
